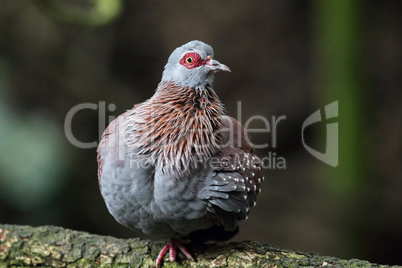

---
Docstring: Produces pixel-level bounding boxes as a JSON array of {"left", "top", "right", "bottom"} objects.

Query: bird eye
[{"left": 180, "top": 52, "right": 202, "bottom": 69}]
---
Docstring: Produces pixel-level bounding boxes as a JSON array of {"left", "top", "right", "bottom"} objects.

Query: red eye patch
[{"left": 180, "top": 52, "right": 207, "bottom": 69}]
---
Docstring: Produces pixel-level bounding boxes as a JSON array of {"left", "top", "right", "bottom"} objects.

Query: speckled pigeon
[{"left": 97, "top": 40, "right": 263, "bottom": 267}]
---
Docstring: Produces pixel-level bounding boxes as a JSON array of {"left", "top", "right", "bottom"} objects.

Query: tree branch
[{"left": 0, "top": 224, "right": 395, "bottom": 267}]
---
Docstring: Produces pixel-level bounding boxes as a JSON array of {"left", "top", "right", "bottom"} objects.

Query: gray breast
[{"left": 99, "top": 144, "right": 215, "bottom": 238}]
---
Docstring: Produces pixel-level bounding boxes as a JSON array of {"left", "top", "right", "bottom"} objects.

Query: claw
[{"left": 156, "top": 238, "right": 194, "bottom": 267}]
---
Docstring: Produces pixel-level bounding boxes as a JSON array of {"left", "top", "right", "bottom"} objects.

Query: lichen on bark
[{"left": 0, "top": 224, "right": 397, "bottom": 267}]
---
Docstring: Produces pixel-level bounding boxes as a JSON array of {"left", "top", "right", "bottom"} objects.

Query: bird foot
[{"left": 156, "top": 238, "right": 194, "bottom": 267}]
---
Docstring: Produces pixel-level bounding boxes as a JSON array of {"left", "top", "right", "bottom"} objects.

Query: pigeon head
[{"left": 161, "top": 40, "right": 230, "bottom": 89}]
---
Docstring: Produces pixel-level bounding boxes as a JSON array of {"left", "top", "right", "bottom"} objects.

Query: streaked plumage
[{"left": 97, "top": 40, "right": 263, "bottom": 267}]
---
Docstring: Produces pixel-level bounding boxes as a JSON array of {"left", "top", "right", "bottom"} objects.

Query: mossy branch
[{"left": 0, "top": 224, "right": 395, "bottom": 267}]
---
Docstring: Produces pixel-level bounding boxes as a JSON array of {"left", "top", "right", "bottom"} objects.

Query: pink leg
[
  {"left": 169, "top": 241, "right": 177, "bottom": 262},
  {"left": 155, "top": 239, "right": 194, "bottom": 267},
  {"left": 177, "top": 242, "right": 194, "bottom": 261},
  {"left": 156, "top": 244, "right": 170, "bottom": 267}
]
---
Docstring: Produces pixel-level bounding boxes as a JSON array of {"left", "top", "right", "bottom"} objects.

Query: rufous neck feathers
[{"left": 126, "top": 81, "right": 225, "bottom": 176}]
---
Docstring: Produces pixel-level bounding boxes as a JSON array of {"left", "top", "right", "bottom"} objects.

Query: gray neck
[{"left": 161, "top": 68, "right": 214, "bottom": 89}]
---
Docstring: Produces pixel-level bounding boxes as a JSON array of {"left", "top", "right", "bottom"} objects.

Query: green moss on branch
[{"left": 0, "top": 224, "right": 395, "bottom": 267}]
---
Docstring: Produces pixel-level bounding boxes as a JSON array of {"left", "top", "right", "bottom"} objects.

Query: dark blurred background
[{"left": 0, "top": 0, "right": 401, "bottom": 266}]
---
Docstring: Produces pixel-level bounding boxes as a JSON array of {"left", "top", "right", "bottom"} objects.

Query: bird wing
[
  {"left": 199, "top": 116, "right": 263, "bottom": 231},
  {"left": 97, "top": 105, "right": 141, "bottom": 188}
]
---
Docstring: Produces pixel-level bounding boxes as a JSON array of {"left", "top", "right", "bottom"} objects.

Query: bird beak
[{"left": 206, "top": 57, "right": 231, "bottom": 73}]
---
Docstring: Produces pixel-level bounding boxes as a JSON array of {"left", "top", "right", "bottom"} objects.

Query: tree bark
[{"left": 0, "top": 224, "right": 396, "bottom": 267}]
